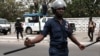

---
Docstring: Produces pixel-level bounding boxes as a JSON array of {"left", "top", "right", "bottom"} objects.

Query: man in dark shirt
[
  {"left": 15, "top": 18, "right": 23, "bottom": 41},
  {"left": 24, "top": 0, "right": 85, "bottom": 56}
]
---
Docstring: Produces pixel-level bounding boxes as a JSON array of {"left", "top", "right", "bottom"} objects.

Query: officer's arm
[
  {"left": 24, "top": 34, "right": 44, "bottom": 47},
  {"left": 70, "top": 35, "right": 85, "bottom": 50},
  {"left": 31, "top": 34, "right": 44, "bottom": 43},
  {"left": 69, "top": 35, "right": 81, "bottom": 46},
  {"left": 69, "top": 35, "right": 85, "bottom": 50}
]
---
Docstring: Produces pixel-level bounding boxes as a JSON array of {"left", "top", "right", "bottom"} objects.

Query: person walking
[
  {"left": 88, "top": 17, "right": 96, "bottom": 42},
  {"left": 24, "top": 0, "right": 85, "bottom": 56},
  {"left": 15, "top": 17, "right": 23, "bottom": 41}
]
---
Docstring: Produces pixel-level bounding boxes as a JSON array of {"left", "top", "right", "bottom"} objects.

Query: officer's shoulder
[
  {"left": 63, "top": 19, "right": 69, "bottom": 23},
  {"left": 46, "top": 18, "right": 54, "bottom": 22}
]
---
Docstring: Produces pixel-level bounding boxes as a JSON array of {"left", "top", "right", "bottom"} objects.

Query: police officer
[
  {"left": 24, "top": 0, "right": 85, "bottom": 56},
  {"left": 15, "top": 17, "right": 23, "bottom": 41}
]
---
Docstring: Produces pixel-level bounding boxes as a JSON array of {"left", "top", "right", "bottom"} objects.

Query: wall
[{"left": 65, "top": 17, "right": 100, "bottom": 32}]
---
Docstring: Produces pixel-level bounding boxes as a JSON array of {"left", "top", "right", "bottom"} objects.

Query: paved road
[
  {"left": 0, "top": 32, "right": 49, "bottom": 43},
  {"left": 0, "top": 31, "right": 98, "bottom": 42},
  {"left": 0, "top": 42, "right": 100, "bottom": 56},
  {"left": 0, "top": 31, "right": 100, "bottom": 56}
]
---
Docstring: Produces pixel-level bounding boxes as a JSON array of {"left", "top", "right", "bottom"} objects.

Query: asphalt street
[
  {"left": 0, "top": 42, "right": 100, "bottom": 56},
  {"left": 0, "top": 31, "right": 99, "bottom": 42}
]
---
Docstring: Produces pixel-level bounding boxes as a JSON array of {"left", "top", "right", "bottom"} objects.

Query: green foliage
[
  {"left": 0, "top": 1, "right": 25, "bottom": 22},
  {"left": 0, "top": 0, "right": 99, "bottom": 20},
  {"left": 64, "top": 0, "right": 100, "bottom": 17}
]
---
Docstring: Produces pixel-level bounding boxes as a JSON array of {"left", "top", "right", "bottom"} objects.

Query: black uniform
[
  {"left": 15, "top": 20, "right": 23, "bottom": 40},
  {"left": 41, "top": 17, "right": 72, "bottom": 56}
]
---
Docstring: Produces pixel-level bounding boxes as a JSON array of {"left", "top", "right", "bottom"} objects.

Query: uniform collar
[{"left": 53, "top": 16, "right": 66, "bottom": 25}]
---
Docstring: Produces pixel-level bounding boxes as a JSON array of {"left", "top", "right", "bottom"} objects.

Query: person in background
[
  {"left": 88, "top": 17, "right": 96, "bottom": 42},
  {"left": 96, "top": 24, "right": 100, "bottom": 42},
  {"left": 96, "top": 33, "right": 100, "bottom": 42},
  {"left": 24, "top": 0, "right": 85, "bottom": 56},
  {"left": 42, "top": 1, "right": 48, "bottom": 15},
  {"left": 34, "top": 1, "right": 39, "bottom": 13},
  {"left": 15, "top": 17, "right": 23, "bottom": 41}
]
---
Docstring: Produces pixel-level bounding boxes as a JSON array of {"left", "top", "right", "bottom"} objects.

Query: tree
[
  {"left": 0, "top": 0, "right": 26, "bottom": 21},
  {"left": 63, "top": 0, "right": 100, "bottom": 17}
]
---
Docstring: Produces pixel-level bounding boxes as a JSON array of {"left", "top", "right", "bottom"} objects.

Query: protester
[
  {"left": 24, "top": 0, "right": 85, "bottom": 56},
  {"left": 15, "top": 17, "right": 23, "bottom": 41},
  {"left": 88, "top": 17, "right": 96, "bottom": 42}
]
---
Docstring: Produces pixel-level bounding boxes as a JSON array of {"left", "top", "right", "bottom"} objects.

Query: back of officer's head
[{"left": 51, "top": 0, "right": 67, "bottom": 14}]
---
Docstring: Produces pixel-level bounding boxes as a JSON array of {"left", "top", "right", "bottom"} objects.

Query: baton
[
  {"left": 85, "top": 40, "right": 100, "bottom": 47},
  {"left": 3, "top": 45, "right": 35, "bottom": 55}
]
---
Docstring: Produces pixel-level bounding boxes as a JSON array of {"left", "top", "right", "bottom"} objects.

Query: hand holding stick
[{"left": 3, "top": 37, "right": 35, "bottom": 55}]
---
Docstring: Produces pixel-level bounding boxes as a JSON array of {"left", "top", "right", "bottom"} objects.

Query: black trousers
[
  {"left": 88, "top": 27, "right": 94, "bottom": 41},
  {"left": 16, "top": 31, "right": 23, "bottom": 39}
]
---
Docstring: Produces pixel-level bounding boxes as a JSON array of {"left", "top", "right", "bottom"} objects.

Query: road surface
[{"left": 0, "top": 42, "right": 100, "bottom": 56}]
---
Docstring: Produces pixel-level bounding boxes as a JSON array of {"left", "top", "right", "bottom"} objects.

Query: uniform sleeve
[{"left": 41, "top": 20, "right": 51, "bottom": 37}]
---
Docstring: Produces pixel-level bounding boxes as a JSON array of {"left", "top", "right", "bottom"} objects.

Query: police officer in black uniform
[
  {"left": 24, "top": 0, "right": 85, "bottom": 56},
  {"left": 15, "top": 17, "right": 23, "bottom": 40}
]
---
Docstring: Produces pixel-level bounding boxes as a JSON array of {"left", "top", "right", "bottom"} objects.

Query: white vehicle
[
  {"left": 0, "top": 18, "right": 11, "bottom": 35},
  {"left": 23, "top": 13, "right": 52, "bottom": 34}
]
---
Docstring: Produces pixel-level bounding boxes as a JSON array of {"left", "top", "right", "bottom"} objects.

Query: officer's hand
[
  {"left": 24, "top": 37, "right": 34, "bottom": 47},
  {"left": 96, "top": 37, "right": 100, "bottom": 42},
  {"left": 78, "top": 44, "right": 85, "bottom": 50}
]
